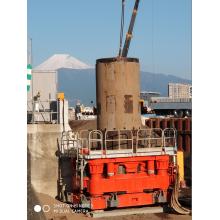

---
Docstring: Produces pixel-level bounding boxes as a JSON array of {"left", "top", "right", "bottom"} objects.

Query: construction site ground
[
  {"left": 30, "top": 192, "right": 191, "bottom": 220},
  {"left": 28, "top": 120, "right": 191, "bottom": 220}
]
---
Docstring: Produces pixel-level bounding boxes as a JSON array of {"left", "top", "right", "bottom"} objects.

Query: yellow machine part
[
  {"left": 139, "top": 99, "right": 144, "bottom": 108},
  {"left": 57, "top": 92, "right": 65, "bottom": 100},
  {"left": 177, "top": 151, "right": 184, "bottom": 184}
]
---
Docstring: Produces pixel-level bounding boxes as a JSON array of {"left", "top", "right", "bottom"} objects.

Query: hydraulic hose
[{"left": 170, "top": 172, "right": 191, "bottom": 215}]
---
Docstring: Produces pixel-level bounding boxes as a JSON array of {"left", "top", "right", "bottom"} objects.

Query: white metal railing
[
  {"left": 105, "top": 130, "right": 133, "bottom": 155},
  {"left": 27, "top": 100, "right": 59, "bottom": 124},
  {"left": 88, "top": 130, "right": 103, "bottom": 154},
  {"left": 60, "top": 130, "right": 79, "bottom": 154},
  {"left": 78, "top": 130, "right": 90, "bottom": 150},
  {"left": 78, "top": 130, "right": 104, "bottom": 155},
  {"left": 163, "top": 128, "right": 177, "bottom": 148},
  {"left": 59, "top": 128, "right": 177, "bottom": 158},
  {"left": 136, "top": 128, "right": 163, "bottom": 153}
]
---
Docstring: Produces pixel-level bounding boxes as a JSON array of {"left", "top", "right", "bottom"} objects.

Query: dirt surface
[
  {"left": 100, "top": 213, "right": 191, "bottom": 220},
  {"left": 29, "top": 191, "right": 87, "bottom": 220},
  {"left": 69, "top": 119, "right": 97, "bottom": 131},
  {"left": 30, "top": 192, "right": 191, "bottom": 220}
]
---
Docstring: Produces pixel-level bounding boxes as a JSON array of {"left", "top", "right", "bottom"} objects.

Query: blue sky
[{"left": 28, "top": 0, "right": 192, "bottom": 79}]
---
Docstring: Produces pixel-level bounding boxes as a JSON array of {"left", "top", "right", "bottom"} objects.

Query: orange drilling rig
[{"left": 56, "top": 0, "right": 190, "bottom": 215}]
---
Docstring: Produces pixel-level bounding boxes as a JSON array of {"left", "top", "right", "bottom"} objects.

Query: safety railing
[
  {"left": 27, "top": 100, "right": 59, "bottom": 124},
  {"left": 136, "top": 128, "right": 163, "bottom": 154},
  {"left": 105, "top": 130, "right": 133, "bottom": 156},
  {"left": 78, "top": 130, "right": 90, "bottom": 150},
  {"left": 60, "top": 130, "right": 80, "bottom": 156},
  {"left": 163, "top": 128, "right": 177, "bottom": 152},
  {"left": 58, "top": 128, "right": 177, "bottom": 158},
  {"left": 88, "top": 130, "right": 103, "bottom": 155},
  {"left": 78, "top": 130, "right": 103, "bottom": 156}
]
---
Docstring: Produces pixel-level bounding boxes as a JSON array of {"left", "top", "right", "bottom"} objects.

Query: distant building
[
  {"left": 140, "top": 91, "right": 160, "bottom": 106},
  {"left": 27, "top": 70, "right": 58, "bottom": 123},
  {"left": 168, "top": 83, "right": 192, "bottom": 99}
]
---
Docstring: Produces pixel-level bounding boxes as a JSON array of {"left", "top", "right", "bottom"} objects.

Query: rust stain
[{"left": 124, "top": 95, "right": 133, "bottom": 113}]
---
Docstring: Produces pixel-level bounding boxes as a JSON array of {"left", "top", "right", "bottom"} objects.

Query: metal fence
[
  {"left": 58, "top": 128, "right": 177, "bottom": 158},
  {"left": 27, "top": 100, "right": 59, "bottom": 124}
]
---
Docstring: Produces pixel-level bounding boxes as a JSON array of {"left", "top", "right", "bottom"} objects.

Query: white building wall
[
  {"left": 27, "top": 70, "right": 58, "bottom": 111},
  {"left": 168, "top": 83, "right": 192, "bottom": 99},
  {"left": 27, "top": 70, "right": 58, "bottom": 101}
]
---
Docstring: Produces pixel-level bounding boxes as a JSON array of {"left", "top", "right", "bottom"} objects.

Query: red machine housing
[
  {"left": 71, "top": 154, "right": 175, "bottom": 210},
  {"left": 58, "top": 128, "right": 177, "bottom": 210}
]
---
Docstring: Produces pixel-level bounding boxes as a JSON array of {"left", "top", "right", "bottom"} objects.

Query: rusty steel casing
[{"left": 96, "top": 57, "right": 141, "bottom": 130}]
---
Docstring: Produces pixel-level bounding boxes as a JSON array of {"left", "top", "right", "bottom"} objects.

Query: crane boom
[{"left": 121, "top": 0, "right": 140, "bottom": 57}]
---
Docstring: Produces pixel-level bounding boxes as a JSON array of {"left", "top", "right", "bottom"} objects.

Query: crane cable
[
  {"left": 118, "top": 0, "right": 125, "bottom": 57},
  {"left": 170, "top": 172, "right": 191, "bottom": 215}
]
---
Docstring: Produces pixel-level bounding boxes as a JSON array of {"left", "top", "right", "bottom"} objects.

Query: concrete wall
[{"left": 27, "top": 124, "right": 63, "bottom": 197}]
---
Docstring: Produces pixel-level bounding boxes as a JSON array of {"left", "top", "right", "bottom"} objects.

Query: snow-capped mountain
[{"left": 34, "top": 54, "right": 93, "bottom": 70}]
